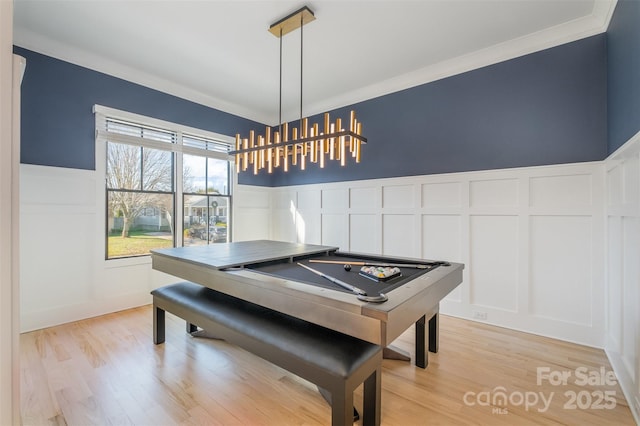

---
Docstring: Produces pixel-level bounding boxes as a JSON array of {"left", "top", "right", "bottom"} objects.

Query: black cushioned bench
[{"left": 151, "top": 281, "right": 382, "bottom": 426}]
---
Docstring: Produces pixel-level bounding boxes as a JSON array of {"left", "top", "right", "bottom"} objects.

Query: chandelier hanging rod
[{"left": 231, "top": 6, "right": 367, "bottom": 174}]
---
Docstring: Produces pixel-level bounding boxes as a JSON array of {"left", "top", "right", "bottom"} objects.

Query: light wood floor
[{"left": 20, "top": 306, "right": 636, "bottom": 425}]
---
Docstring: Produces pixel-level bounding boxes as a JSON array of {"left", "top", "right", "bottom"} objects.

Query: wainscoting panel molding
[
  {"left": 469, "top": 214, "right": 519, "bottom": 312},
  {"left": 267, "top": 162, "right": 605, "bottom": 348},
  {"left": 18, "top": 153, "right": 637, "bottom": 420},
  {"left": 233, "top": 185, "right": 271, "bottom": 242},
  {"left": 605, "top": 131, "right": 640, "bottom": 422},
  {"left": 19, "top": 164, "right": 179, "bottom": 332}
]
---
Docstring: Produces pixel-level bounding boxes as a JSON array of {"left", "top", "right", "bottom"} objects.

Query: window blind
[{"left": 94, "top": 105, "right": 233, "bottom": 161}]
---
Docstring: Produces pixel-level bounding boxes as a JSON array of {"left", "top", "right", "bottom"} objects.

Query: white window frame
[{"left": 94, "top": 105, "right": 237, "bottom": 266}]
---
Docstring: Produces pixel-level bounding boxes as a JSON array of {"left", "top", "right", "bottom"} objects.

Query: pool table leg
[
  {"left": 416, "top": 315, "right": 428, "bottom": 368},
  {"left": 416, "top": 309, "right": 439, "bottom": 369},
  {"left": 429, "top": 312, "right": 439, "bottom": 353},
  {"left": 187, "top": 323, "right": 225, "bottom": 340},
  {"left": 382, "top": 346, "right": 411, "bottom": 362}
]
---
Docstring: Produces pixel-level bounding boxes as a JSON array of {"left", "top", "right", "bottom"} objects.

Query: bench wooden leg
[
  {"left": 153, "top": 305, "right": 165, "bottom": 344},
  {"left": 318, "top": 387, "right": 359, "bottom": 422},
  {"left": 362, "top": 367, "right": 381, "bottom": 426},
  {"left": 330, "top": 387, "right": 354, "bottom": 426}
]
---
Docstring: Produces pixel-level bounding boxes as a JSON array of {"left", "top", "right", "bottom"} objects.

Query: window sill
[{"left": 104, "top": 255, "right": 152, "bottom": 269}]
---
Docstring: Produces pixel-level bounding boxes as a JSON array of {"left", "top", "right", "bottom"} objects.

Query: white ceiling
[{"left": 13, "top": 0, "right": 616, "bottom": 125}]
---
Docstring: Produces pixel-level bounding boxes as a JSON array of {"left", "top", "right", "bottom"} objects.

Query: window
[
  {"left": 183, "top": 151, "right": 230, "bottom": 246},
  {"left": 95, "top": 106, "right": 234, "bottom": 260}
]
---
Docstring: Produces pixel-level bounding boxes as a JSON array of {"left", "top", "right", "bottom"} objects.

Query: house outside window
[{"left": 95, "top": 105, "right": 234, "bottom": 260}]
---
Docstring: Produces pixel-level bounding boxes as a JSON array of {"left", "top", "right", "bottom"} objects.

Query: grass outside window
[{"left": 108, "top": 230, "right": 172, "bottom": 258}]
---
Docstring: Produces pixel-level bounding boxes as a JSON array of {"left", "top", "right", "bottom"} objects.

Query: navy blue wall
[
  {"left": 607, "top": 0, "right": 640, "bottom": 154},
  {"left": 16, "top": 32, "right": 608, "bottom": 188},
  {"left": 270, "top": 34, "right": 607, "bottom": 186},
  {"left": 14, "top": 47, "right": 262, "bottom": 176}
]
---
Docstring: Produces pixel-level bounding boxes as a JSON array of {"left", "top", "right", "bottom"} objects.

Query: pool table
[{"left": 151, "top": 240, "right": 464, "bottom": 368}]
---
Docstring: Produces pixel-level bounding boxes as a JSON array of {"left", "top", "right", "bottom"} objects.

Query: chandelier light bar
[{"left": 231, "top": 6, "right": 367, "bottom": 175}]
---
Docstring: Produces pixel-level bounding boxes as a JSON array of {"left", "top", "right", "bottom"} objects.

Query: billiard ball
[{"left": 344, "top": 264, "right": 352, "bottom": 271}]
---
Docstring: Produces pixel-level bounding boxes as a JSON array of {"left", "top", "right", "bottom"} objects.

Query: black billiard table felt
[{"left": 246, "top": 254, "right": 438, "bottom": 297}]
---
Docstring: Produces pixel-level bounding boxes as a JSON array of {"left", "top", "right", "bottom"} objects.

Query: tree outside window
[{"left": 99, "top": 112, "right": 233, "bottom": 259}]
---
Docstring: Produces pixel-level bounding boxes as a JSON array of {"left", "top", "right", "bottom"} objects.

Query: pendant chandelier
[{"left": 232, "top": 6, "right": 366, "bottom": 175}]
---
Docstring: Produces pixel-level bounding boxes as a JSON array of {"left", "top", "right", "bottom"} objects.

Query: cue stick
[
  {"left": 297, "top": 263, "right": 388, "bottom": 303},
  {"left": 309, "top": 259, "right": 430, "bottom": 269}
]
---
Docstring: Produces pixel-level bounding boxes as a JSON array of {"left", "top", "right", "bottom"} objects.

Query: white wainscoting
[
  {"left": 18, "top": 164, "right": 272, "bottom": 332},
  {"left": 269, "top": 162, "right": 606, "bottom": 348},
  {"left": 19, "top": 164, "right": 177, "bottom": 332},
  {"left": 605, "top": 131, "right": 640, "bottom": 422},
  {"left": 19, "top": 161, "right": 608, "bottom": 349},
  {"left": 232, "top": 184, "right": 271, "bottom": 242},
  {"left": 18, "top": 157, "right": 638, "bottom": 419}
]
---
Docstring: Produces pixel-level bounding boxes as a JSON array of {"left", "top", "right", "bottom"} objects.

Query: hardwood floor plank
[
  {"left": 20, "top": 334, "right": 59, "bottom": 425},
  {"left": 20, "top": 306, "right": 636, "bottom": 425}
]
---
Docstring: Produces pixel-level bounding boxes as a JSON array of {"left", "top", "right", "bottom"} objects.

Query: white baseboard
[{"left": 21, "top": 291, "right": 152, "bottom": 332}]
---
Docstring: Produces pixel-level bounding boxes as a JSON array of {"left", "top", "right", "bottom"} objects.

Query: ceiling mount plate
[{"left": 268, "top": 6, "right": 316, "bottom": 38}]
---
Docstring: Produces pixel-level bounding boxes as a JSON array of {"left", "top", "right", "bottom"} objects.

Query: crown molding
[
  {"left": 14, "top": 0, "right": 618, "bottom": 127},
  {"left": 294, "top": 1, "right": 617, "bottom": 123},
  {"left": 13, "top": 30, "right": 274, "bottom": 125}
]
